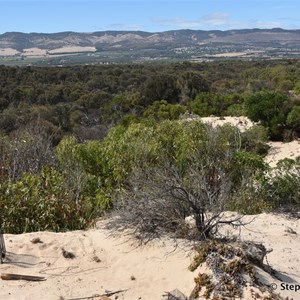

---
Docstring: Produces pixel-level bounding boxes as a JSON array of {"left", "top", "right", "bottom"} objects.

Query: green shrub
[
  {"left": 293, "top": 81, "right": 300, "bottom": 95},
  {"left": 244, "top": 91, "right": 291, "bottom": 140},
  {"left": 56, "top": 136, "right": 113, "bottom": 210},
  {"left": 0, "top": 167, "right": 97, "bottom": 233},
  {"left": 286, "top": 105, "right": 300, "bottom": 138},
  {"left": 241, "top": 125, "right": 270, "bottom": 155},
  {"left": 225, "top": 150, "right": 270, "bottom": 214},
  {"left": 226, "top": 186, "right": 272, "bottom": 214},
  {"left": 188, "top": 92, "right": 224, "bottom": 116},
  {"left": 225, "top": 103, "right": 244, "bottom": 116},
  {"left": 142, "top": 100, "right": 187, "bottom": 120},
  {"left": 263, "top": 158, "right": 300, "bottom": 208}
]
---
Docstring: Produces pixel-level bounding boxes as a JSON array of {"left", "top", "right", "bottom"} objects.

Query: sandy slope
[
  {"left": 266, "top": 140, "right": 300, "bottom": 167},
  {"left": 186, "top": 116, "right": 255, "bottom": 132},
  {"left": 23, "top": 48, "right": 47, "bottom": 57},
  {"left": 1, "top": 213, "right": 300, "bottom": 300},
  {"left": 1, "top": 227, "right": 195, "bottom": 300}
]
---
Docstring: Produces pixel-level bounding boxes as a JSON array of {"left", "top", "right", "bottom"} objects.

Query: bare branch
[{"left": 107, "top": 124, "right": 255, "bottom": 243}]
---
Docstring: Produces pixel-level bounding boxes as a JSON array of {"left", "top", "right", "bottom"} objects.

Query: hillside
[{"left": 1, "top": 28, "right": 300, "bottom": 64}]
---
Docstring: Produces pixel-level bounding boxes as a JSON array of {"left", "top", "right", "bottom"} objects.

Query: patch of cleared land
[
  {"left": 0, "top": 48, "right": 20, "bottom": 56},
  {"left": 0, "top": 46, "right": 96, "bottom": 57},
  {"left": 211, "top": 51, "right": 265, "bottom": 58},
  {"left": 22, "top": 48, "right": 47, "bottom": 57},
  {"left": 48, "top": 46, "right": 96, "bottom": 54}
]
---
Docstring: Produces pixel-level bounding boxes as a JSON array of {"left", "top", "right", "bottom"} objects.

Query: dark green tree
[{"left": 245, "top": 91, "right": 291, "bottom": 140}]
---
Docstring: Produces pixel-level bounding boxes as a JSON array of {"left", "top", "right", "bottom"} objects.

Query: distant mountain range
[{"left": 1, "top": 28, "right": 300, "bottom": 64}]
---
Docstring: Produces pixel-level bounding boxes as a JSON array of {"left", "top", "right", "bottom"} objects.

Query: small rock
[
  {"left": 285, "top": 227, "right": 297, "bottom": 235},
  {"left": 61, "top": 247, "right": 75, "bottom": 259},
  {"left": 31, "top": 237, "right": 43, "bottom": 244},
  {"left": 164, "top": 289, "right": 187, "bottom": 300}
]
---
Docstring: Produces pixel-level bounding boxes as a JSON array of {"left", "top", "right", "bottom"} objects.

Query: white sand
[
  {"left": 1, "top": 213, "right": 300, "bottom": 299},
  {"left": 266, "top": 140, "right": 300, "bottom": 167},
  {"left": 222, "top": 212, "right": 300, "bottom": 300},
  {"left": 1, "top": 227, "right": 195, "bottom": 300},
  {"left": 211, "top": 52, "right": 248, "bottom": 57},
  {"left": 199, "top": 116, "right": 255, "bottom": 132}
]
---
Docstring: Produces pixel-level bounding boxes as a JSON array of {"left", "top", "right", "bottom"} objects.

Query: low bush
[
  {"left": 0, "top": 166, "right": 98, "bottom": 233},
  {"left": 241, "top": 125, "right": 270, "bottom": 155},
  {"left": 244, "top": 91, "right": 292, "bottom": 140},
  {"left": 263, "top": 158, "right": 300, "bottom": 208}
]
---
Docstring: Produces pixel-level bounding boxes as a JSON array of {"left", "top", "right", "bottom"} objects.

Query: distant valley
[{"left": 1, "top": 28, "right": 300, "bottom": 65}]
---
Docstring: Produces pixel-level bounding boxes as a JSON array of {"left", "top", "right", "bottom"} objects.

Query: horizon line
[{"left": 1, "top": 27, "right": 300, "bottom": 35}]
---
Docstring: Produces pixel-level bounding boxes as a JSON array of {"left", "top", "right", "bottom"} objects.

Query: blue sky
[{"left": 0, "top": 0, "right": 299, "bottom": 34}]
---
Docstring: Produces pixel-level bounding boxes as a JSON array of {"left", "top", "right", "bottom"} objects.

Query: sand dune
[
  {"left": 199, "top": 116, "right": 255, "bottom": 132},
  {"left": 1, "top": 227, "right": 195, "bottom": 300},
  {"left": 266, "top": 140, "right": 300, "bottom": 167},
  {"left": 1, "top": 213, "right": 300, "bottom": 300}
]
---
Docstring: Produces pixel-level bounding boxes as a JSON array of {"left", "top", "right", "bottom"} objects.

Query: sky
[{"left": 0, "top": 0, "right": 299, "bottom": 34}]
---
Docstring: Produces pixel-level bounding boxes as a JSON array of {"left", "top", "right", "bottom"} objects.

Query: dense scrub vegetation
[
  {"left": 0, "top": 60, "right": 300, "bottom": 234},
  {"left": 0, "top": 60, "right": 299, "bottom": 141}
]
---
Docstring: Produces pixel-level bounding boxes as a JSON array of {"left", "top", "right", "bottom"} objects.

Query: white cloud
[
  {"left": 201, "top": 13, "right": 231, "bottom": 26},
  {"left": 151, "top": 13, "right": 250, "bottom": 30},
  {"left": 150, "top": 17, "right": 199, "bottom": 28},
  {"left": 254, "top": 21, "right": 282, "bottom": 28},
  {"left": 108, "top": 23, "right": 144, "bottom": 31}
]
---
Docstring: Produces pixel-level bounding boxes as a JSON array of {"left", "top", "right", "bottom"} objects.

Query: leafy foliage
[
  {"left": 0, "top": 167, "right": 97, "bottom": 233},
  {"left": 286, "top": 105, "right": 300, "bottom": 138},
  {"left": 241, "top": 125, "right": 270, "bottom": 155},
  {"left": 107, "top": 121, "right": 267, "bottom": 241},
  {"left": 263, "top": 157, "right": 300, "bottom": 208},
  {"left": 143, "top": 100, "right": 187, "bottom": 120},
  {"left": 0, "top": 61, "right": 299, "bottom": 141},
  {"left": 244, "top": 91, "right": 292, "bottom": 140}
]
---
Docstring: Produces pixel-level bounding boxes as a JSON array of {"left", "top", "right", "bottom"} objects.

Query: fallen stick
[
  {"left": 66, "top": 289, "right": 129, "bottom": 300},
  {"left": 1, "top": 273, "right": 46, "bottom": 281},
  {"left": 102, "top": 289, "right": 128, "bottom": 297},
  {"left": 66, "top": 295, "right": 101, "bottom": 300}
]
